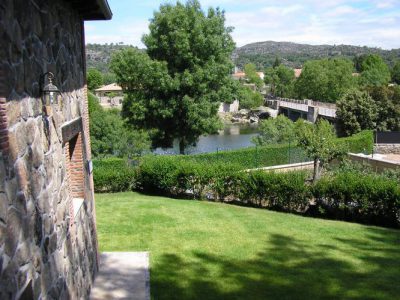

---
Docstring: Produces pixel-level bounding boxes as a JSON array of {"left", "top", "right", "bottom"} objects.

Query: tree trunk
[
  {"left": 313, "top": 158, "right": 321, "bottom": 183},
  {"left": 179, "top": 139, "right": 185, "bottom": 155}
]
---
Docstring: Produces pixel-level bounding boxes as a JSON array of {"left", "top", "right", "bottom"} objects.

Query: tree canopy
[
  {"left": 87, "top": 68, "right": 103, "bottom": 91},
  {"left": 111, "top": 0, "right": 235, "bottom": 154},
  {"left": 265, "top": 64, "right": 295, "bottom": 97},
  {"left": 252, "top": 115, "right": 295, "bottom": 146},
  {"left": 391, "top": 61, "right": 400, "bottom": 84},
  {"left": 336, "top": 89, "right": 378, "bottom": 136},
  {"left": 88, "top": 93, "right": 150, "bottom": 158},
  {"left": 294, "top": 58, "right": 355, "bottom": 103},
  {"left": 244, "top": 63, "right": 263, "bottom": 90},
  {"left": 359, "top": 54, "right": 391, "bottom": 87}
]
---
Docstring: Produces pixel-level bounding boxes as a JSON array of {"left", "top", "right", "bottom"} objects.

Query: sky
[{"left": 85, "top": 0, "right": 400, "bottom": 49}]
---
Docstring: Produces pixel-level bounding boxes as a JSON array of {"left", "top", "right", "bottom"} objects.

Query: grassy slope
[{"left": 96, "top": 192, "right": 400, "bottom": 300}]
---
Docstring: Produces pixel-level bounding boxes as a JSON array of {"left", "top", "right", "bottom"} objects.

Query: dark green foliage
[
  {"left": 252, "top": 115, "right": 296, "bottom": 146},
  {"left": 337, "top": 86, "right": 400, "bottom": 136},
  {"left": 87, "top": 68, "right": 103, "bottom": 91},
  {"left": 336, "top": 130, "right": 374, "bottom": 154},
  {"left": 295, "top": 58, "right": 356, "bottom": 103},
  {"left": 237, "top": 85, "right": 264, "bottom": 109},
  {"left": 313, "top": 172, "right": 400, "bottom": 227},
  {"left": 244, "top": 63, "right": 263, "bottom": 90},
  {"left": 111, "top": 1, "right": 235, "bottom": 154},
  {"left": 359, "top": 54, "right": 391, "bottom": 87},
  {"left": 337, "top": 90, "right": 378, "bottom": 136},
  {"left": 264, "top": 65, "right": 295, "bottom": 97},
  {"left": 88, "top": 93, "right": 151, "bottom": 158},
  {"left": 93, "top": 158, "right": 137, "bottom": 192},
  {"left": 392, "top": 61, "right": 400, "bottom": 84}
]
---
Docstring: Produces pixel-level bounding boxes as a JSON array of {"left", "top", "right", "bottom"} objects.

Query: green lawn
[{"left": 96, "top": 192, "right": 400, "bottom": 300}]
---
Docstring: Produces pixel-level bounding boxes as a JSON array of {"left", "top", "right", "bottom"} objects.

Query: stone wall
[
  {"left": 374, "top": 144, "right": 400, "bottom": 155},
  {"left": 0, "top": 0, "right": 98, "bottom": 299}
]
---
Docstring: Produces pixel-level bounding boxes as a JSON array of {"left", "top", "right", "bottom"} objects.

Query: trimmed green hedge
[
  {"left": 313, "top": 171, "right": 400, "bottom": 227},
  {"left": 336, "top": 130, "right": 373, "bottom": 154},
  {"left": 93, "top": 158, "right": 136, "bottom": 193},
  {"left": 175, "top": 130, "right": 373, "bottom": 169}
]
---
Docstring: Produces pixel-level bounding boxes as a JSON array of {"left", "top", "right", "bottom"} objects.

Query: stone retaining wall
[
  {"left": 374, "top": 144, "right": 400, "bottom": 155},
  {"left": 0, "top": 0, "right": 98, "bottom": 299}
]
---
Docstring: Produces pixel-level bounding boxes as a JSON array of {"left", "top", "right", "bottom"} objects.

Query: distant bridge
[{"left": 265, "top": 97, "right": 337, "bottom": 123}]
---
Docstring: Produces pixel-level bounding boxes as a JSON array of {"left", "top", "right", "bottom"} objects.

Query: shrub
[
  {"left": 337, "top": 130, "right": 373, "bottom": 154},
  {"left": 93, "top": 158, "right": 137, "bottom": 192},
  {"left": 313, "top": 172, "right": 400, "bottom": 227}
]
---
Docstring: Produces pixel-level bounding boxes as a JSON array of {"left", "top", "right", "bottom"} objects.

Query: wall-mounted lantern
[{"left": 41, "top": 72, "right": 61, "bottom": 116}]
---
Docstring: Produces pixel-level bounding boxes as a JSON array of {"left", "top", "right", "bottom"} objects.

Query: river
[{"left": 153, "top": 123, "right": 260, "bottom": 155}]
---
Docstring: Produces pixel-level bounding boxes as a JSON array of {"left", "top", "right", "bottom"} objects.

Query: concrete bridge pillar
[{"left": 307, "top": 106, "right": 319, "bottom": 123}]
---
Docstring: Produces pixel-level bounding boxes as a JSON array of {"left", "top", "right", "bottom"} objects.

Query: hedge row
[
  {"left": 93, "top": 155, "right": 399, "bottom": 227},
  {"left": 176, "top": 130, "right": 374, "bottom": 169},
  {"left": 93, "top": 158, "right": 136, "bottom": 193},
  {"left": 313, "top": 172, "right": 400, "bottom": 227},
  {"left": 136, "top": 156, "right": 400, "bottom": 227}
]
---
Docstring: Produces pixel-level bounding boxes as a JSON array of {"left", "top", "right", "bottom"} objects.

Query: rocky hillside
[
  {"left": 233, "top": 41, "right": 400, "bottom": 70},
  {"left": 86, "top": 41, "right": 400, "bottom": 73}
]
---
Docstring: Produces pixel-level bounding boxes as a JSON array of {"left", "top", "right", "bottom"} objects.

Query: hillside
[
  {"left": 86, "top": 43, "right": 137, "bottom": 73},
  {"left": 86, "top": 41, "right": 400, "bottom": 74},
  {"left": 233, "top": 41, "right": 400, "bottom": 70}
]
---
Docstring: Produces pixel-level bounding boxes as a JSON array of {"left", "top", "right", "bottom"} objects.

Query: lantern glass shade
[{"left": 42, "top": 72, "right": 60, "bottom": 106}]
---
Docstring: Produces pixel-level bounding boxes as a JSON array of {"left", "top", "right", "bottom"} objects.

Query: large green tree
[
  {"left": 244, "top": 63, "right": 263, "bottom": 90},
  {"left": 111, "top": 1, "right": 235, "bottom": 154},
  {"left": 295, "top": 58, "right": 355, "bottom": 102},
  {"left": 87, "top": 68, "right": 103, "bottom": 91},
  {"left": 359, "top": 54, "right": 391, "bottom": 87},
  {"left": 264, "top": 65, "right": 295, "bottom": 97},
  {"left": 336, "top": 89, "right": 378, "bottom": 136},
  {"left": 391, "top": 60, "right": 400, "bottom": 84}
]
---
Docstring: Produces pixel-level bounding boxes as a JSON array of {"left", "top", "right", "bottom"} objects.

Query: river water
[{"left": 153, "top": 123, "right": 260, "bottom": 155}]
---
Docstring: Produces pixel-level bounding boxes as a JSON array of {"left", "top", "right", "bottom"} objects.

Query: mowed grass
[{"left": 96, "top": 192, "right": 400, "bottom": 300}]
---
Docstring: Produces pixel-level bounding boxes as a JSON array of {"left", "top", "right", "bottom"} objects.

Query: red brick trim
[{"left": 0, "top": 98, "right": 9, "bottom": 156}]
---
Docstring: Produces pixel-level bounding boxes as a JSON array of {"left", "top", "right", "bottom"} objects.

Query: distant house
[
  {"left": 232, "top": 71, "right": 264, "bottom": 81},
  {"left": 294, "top": 68, "right": 302, "bottom": 78},
  {"left": 95, "top": 83, "right": 124, "bottom": 108}
]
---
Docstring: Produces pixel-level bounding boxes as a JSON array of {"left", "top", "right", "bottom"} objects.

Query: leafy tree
[
  {"left": 273, "top": 56, "right": 281, "bottom": 68},
  {"left": 88, "top": 93, "right": 150, "bottom": 158},
  {"left": 237, "top": 85, "right": 264, "bottom": 109},
  {"left": 87, "top": 68, "right": 103, "bottom": 91},
  {"left": 359, "top": 54, "right": 391, "bottom": 87},
  {"left": 264, "top": 66, "right": 279, "bottom": 96},
  {"left": 264, "top": 65, "right": 295, "bottom": 97},
  {"left": 295, "top": 58, "right": 356, "bottom": 102},
  {"left": 367, "top": 85, "right": 400, "bottom": 131},
  {"left": 336, "top": 89, "right": 378, "bottom": 136},
  {"left": 244, "top": 63, "right": 263, "bottom": 90},
  {"left": 353, "top": 54, "right": 368, "bottom": 72},
  {"left": 391, "top": 60, "right": 400, "bottom": 84},
  {"left": 111, "top": 1, "right": 235, "bottom": 154},
  {"left": 103, "top": 72, "right": 117, "bottom": 85},
  {"left": 275, "top": 65, "right": 295, "bottom": 97},
  {"left": 296, "top": 119, "right": 343, "bottom": 182},
  {"left": 252, "top": 115, "right": 295, "bottom": 146}
]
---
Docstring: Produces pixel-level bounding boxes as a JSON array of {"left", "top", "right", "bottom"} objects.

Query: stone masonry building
[{"left": 0, "top": 0, "right": 111, "bottom": 299}]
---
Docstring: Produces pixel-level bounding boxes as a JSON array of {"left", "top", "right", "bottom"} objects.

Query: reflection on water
[{"left": 153, "top": 123, "right": 259, "bottom": 155}]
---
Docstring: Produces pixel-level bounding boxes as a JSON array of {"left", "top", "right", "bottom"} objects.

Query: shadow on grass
[{"left": 151, "top": 229, "right": 400, "bottom": 300}]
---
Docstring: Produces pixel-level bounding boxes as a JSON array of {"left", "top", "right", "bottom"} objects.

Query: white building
[{"left": 95, "top": 83, "right": 124, "bottom": 109}]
